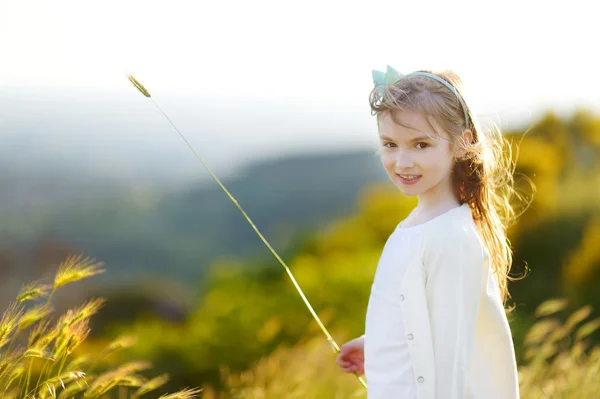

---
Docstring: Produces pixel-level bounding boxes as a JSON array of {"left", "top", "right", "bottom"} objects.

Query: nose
[{"left": 394, "top": 149, "right": 415, "bottom": 169}]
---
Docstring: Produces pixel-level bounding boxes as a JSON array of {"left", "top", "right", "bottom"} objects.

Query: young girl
[{"left": 336, "top": 66, "right": 521, "bottom": 399}]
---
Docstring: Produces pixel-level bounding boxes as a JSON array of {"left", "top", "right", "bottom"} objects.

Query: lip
[{"left": 396, "top": 173, "right": 422, "bottom": 185}]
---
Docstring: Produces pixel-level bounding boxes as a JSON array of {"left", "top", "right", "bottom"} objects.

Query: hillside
[{"left": 5, "top": 149, "right": 388, "bottom": 286}]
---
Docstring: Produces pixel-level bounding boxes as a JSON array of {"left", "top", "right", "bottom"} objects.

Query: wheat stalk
[
  {"left": 37, "top": 371, "right": 87, "bottom": 399},
  {"left": 127, "top": 74, "right": 368, "bottom": 390},
  {"left": 130, "top": 373, "right": 169, "bottom": 398},
  {"left": 54, "top": 254, "right": 105, "bottom": 290},
  {"left": 83, "top": 361, "right": 152, "bottom": 398},
  {"left": 1, "top": 257, "right": 201, "bottom": 399},
  {"left": 16, "top": 281, "right": 52, "bottom": 303},
  {"left": 18, "top": 304, "right": 54, "bottom": 332},
  {"left": 158, "top": 387, "right": 203, "bottom": 399}
]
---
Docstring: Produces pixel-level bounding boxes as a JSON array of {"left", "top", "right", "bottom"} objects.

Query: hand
[{"left": 336, "top": 335, "right": 365, "bottom": 375}]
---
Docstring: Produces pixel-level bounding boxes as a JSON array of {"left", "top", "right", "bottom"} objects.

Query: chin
[
  {"left": 392, "top": 183, "right": 418, "bottom": 195},
  {"left": 397, "top": 187, "right": 422, "bottom": 196}
]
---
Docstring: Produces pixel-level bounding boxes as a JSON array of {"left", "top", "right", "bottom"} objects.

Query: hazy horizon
[
  {"left": 2, "top": 0, "right": 599, "bottom": 188},
  {"left": 2, "top": 0, "right": 599, "bottom": 140}
]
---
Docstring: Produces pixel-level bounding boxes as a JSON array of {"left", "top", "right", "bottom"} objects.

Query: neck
[{"left": 416, "top": 179, "right": 461, "bottom": 212}]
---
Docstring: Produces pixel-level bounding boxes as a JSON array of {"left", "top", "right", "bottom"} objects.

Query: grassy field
[{"left": 4, "top": 255, "right": 599, "bottom": 398}]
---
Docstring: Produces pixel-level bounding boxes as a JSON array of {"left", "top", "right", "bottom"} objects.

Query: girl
[{"left": 336, "top": 66, "right": 522, "bottom": 399}]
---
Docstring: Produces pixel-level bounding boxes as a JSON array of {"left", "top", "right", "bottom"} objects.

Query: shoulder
[{"left": 421, "top": 207, "right": 485, "bottom": 268}]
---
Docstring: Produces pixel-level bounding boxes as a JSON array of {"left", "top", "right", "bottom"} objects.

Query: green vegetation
[
  {"left": 0, "top": 255, "right": 201, "bottom": 398},
  {"left": 2, "top": 108, "right": 600, "bottom": 396}
]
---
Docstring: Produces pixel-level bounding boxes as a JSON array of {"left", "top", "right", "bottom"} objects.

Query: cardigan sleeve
[{"left": 423, "top": 225, "right": 485, "bottom": 398}]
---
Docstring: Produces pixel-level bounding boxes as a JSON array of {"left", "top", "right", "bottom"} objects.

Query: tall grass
[
  {"left": 202, "top": 332, "right": 366, "bottom": 399},
  {"left": 5, "top": 257, "right": 598, "bottom": 398},
  {"left": 206, "top": 299, "right": 600, "bottom": 398},
  {"left": 519, "top": 299, "right": 600, "bottom": 398},
  {"left": 0, "top": 254, "right": 201, "bottom": 399},
  {"left": 128, "top": 74, "right": 367, "bottom": 389}
]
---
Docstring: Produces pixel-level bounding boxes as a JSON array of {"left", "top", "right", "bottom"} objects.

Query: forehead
[{"left": 378, "top": 110, "right": 447, "bottom": 140}]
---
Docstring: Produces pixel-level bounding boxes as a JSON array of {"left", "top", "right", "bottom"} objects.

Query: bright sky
[{"left": 1, "top": 0, "right": 599, "bottom": 124}]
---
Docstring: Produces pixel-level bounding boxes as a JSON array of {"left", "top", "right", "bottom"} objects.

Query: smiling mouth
[{"left": 397, "top": 174, "right": 421, "bottom": 180}]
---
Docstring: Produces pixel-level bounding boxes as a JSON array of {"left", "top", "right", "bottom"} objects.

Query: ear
[{"left": 455, "top": 129, "right": 473, "bottom": 158}]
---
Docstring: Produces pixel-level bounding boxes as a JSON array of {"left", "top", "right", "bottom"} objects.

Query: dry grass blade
[
  {"left": 86, "top": 335, "right": 137, "bottom": 376},
  {"left": 117, "top": 374, "right": 147, "bottom": 387},
  {"left": 0, "top": 347, "right": 24, "bottom": 382},
  {"left": 98, "top": 335, "right": 137, "bottom": 359},
  {"left": 127, "top": 74, "right": 367, "bottom": 390},
  {"left": 524, "top": 319, "right": 561, "bottom": 346},
  {"left": 29, "top": 319, "right": 57, "bottom": 352},
  {"left": 535, "top": 298, "right": 569, "bottom": 318},
  {"left": 564, "top": 305, "right": 593, "bottom": 332},
  {"left": 38, "top": 371, "right": 87, "bottom": 399},
  {"left": 112, "top": 361, "right": 152, "bottom": 375},
  {"left": 57, "top": 379, "right": 88, "bottom": 399},
  {"left": 3, "top": 387, "right": 19, "bottom": 399},
  {"left": 59, "top": 298, "right": 106, "bottom": 329},
  {"left": 0, "top": 302, "right": 25, "bottom": 349},
  {"left": 54, "top": 319, "right": 91, "bottom": 358},
  {"left": 42, "top": 382, "right": 56, "bottom": 398},
  {"left": 83, "top": 361, "right": 152, "bottom": 398},
  {"left": 158, "top": 387, "right": 203, "bottom": 399},
  {"left": 23, "top": 348, "right": 56, "bottom": 361},
  {"left": 19, "top": 304, "right": 54, "bottom": 332},
  {"left": 131, "top": 373, "right": 169, "bottom": 398},
  {"left": 575, "top": 318, "right": 600, "bottom": 341},
  {"left": 128, "top": 75, "right": 151, "bottom": 97},
  {"left": 0, "top": 359, "right": 9, "bottom": 381},
  {"left": 65, "top": 354, "right": 93, "bottom": 371},
  {"left": 54, "top": 254, "right": 105, "bottom": 289},
  {"left": 3, "top": 364, "right": 25, "bottom": 393},
  {"left": 16, "top": 281, "right": 52, "bottom": 303},
  {"left": 53, "top": 298, "right": 106, "bottom": 358}
]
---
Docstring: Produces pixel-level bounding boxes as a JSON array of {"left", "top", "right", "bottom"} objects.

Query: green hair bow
[
  {"left": 371, "top": 65, "right": 470, "bottom": 126},
  {"left": 372, "top": 65, "right": 403, "bottom": 94}
]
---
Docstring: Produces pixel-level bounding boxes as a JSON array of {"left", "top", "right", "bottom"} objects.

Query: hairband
[{"left": 372, "top": 65, "right": 470, "bottom": 127}]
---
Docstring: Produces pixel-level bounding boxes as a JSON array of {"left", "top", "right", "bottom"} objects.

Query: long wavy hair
[{"left": 369, "top": 69, "right": 531, "bottom": 310}]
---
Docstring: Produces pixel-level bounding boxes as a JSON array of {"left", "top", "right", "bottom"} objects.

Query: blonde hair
[{"left": 369, "top": 69, "right": 530, "bottom": 310}]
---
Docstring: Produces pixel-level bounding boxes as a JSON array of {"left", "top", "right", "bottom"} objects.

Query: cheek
[
  {"left": 380, "top": 153, "right": 396, "bottom": 170},
  {"left": 424, "top": 148, "right": 453, "bottom": 170}
]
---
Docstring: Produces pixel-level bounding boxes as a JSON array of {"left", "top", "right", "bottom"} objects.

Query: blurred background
[{"left": 1, "top": 0, "right": 600, "bottom": 397}]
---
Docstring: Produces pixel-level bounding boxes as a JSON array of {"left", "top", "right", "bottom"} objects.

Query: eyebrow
[{"left": 379, "top": 134, "right": 433, "bottom": 143}]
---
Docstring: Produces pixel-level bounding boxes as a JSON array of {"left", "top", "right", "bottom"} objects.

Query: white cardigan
[{"left": 364, "top": 204, "right": 520, "bottom": 399}]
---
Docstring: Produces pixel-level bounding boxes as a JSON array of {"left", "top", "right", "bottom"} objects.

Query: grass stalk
[{"left": 127, "top": 74, "right": 368, "bottom": 389}]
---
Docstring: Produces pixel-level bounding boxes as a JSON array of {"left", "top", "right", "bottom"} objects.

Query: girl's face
[{"left": 377, "top": 110, "right": 459, "bottom": 207}]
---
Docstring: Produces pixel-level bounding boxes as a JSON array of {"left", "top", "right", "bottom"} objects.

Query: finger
[
  {"left": 346, "top": 354, "right": 362, "bottom": 362},
  {"left": 342, "top": 365, "right": 356, "bottom": 373},
  {"left": 336, "top": 357, "right": 350, "bottom": 366},
  {"left": 337, "top": 352, "right": 349, "bottom": 361},
  {"left": 349, "top": 364, "right": 361, "bottom": 374}
]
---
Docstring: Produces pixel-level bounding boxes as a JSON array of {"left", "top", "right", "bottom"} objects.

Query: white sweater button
[
  {"left": 407, "top": 333, "right": 414, "bottom": 340},
  {"left": 417, "top": 376, "right": 424, "bottom": 383},
  {"left": 400, "top": 294, "right": 405, "bottom": 301}
]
